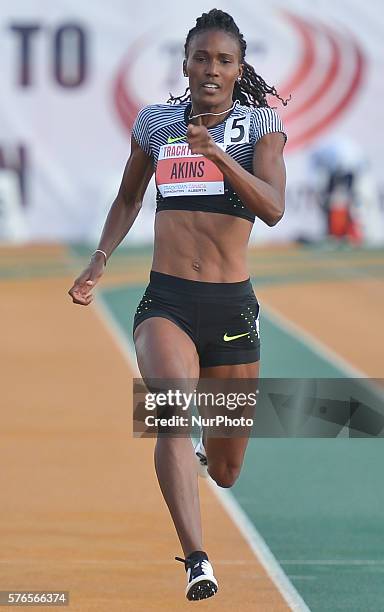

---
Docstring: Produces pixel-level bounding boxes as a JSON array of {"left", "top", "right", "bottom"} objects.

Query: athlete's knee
[{"left": 208, "top": 462, "right": 241, "bottom": 488}]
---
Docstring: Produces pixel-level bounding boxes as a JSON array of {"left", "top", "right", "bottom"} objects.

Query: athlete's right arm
[{"left": 68, "top": 137, "right": 154, "bottom": 306}]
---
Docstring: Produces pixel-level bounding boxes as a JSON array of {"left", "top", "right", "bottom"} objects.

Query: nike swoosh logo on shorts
[
  {"left": 223, "top": 332, "right": 250, "bottom": 342},
  {"left": 167, "top": 135, "right": 186, "bottom": 144}
]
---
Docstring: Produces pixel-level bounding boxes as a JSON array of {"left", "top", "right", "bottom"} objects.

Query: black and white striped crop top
[{"left": 131, "top": 100, "right": 286, "bottom": 223}]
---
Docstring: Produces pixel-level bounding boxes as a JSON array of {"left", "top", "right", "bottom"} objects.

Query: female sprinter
[{"left": 68, "top": 8, "right": 287, "bottom": 602}]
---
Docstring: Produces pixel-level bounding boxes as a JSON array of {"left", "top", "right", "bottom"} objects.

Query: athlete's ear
[
  {"left": 183, "top": 60, "right": 188, "bottom": 77},
  {"left": 238, "top": 64, "right": 244, "bottom": 81}
]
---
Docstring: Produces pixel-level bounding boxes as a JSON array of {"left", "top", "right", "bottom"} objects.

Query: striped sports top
[{"left": 132, "top": 100, "right": 286, "bottom": 223}]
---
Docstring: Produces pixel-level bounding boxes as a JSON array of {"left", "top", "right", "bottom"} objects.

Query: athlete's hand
[
  {"left": 187, "top": 116, "right": 219, "bottom": 160},
  {"left": 68, "top": 256, "right": 105, "bottom": 306}
]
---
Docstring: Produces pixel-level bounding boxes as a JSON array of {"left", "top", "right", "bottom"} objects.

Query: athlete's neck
[{"left": 189, "top": 98, "right": 236, "bottom": 128}]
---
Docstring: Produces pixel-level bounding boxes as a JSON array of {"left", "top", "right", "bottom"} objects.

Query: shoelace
[
  {"left": 175, "top": 556, "right": 191, "bottom": 569},
  {"left": 196, "top": 451, "right": 207, "bottom": 466}
]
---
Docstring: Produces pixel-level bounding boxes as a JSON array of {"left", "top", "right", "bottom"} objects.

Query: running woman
[{"left": 68, "top": 9, "right": 287, "bottom": 601}]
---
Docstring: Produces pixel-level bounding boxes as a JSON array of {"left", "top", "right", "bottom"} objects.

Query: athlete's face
[{"left": 184, "top": 30, "right": 243, "bottom": 111}]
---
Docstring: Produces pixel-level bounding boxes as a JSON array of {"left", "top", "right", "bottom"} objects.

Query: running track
[{"left": 1, "top": 242, "right": 383, "bottom": 611}]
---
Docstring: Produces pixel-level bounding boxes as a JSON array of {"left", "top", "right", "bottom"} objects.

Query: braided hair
[{"left": 168, "top": 8, "right": 289, "bottom": 108}]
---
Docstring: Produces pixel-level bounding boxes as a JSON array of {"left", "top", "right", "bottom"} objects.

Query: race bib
[
  {"left": 223, "top": 114, "right": 251, "bottom": 145},
  {"left": 156, "top": 143, "right": 225, "bottom": 198}
]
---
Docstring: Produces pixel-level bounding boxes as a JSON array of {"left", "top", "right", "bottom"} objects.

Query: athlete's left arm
[
  {"left": 213, "top": 132, "right": 286, "bottom": 226},
  {"left": 187, "top": 123, "right": 286, "bottom": 226}
]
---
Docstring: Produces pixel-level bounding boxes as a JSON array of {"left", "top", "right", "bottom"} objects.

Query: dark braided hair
[{"left": 168, "top": 8, "right": 289, "bottom": 108}]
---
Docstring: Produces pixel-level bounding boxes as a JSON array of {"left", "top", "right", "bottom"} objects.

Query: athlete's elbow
[
  {"left": 264, "top": 201, "right": 285, "bottom": 226},
  {"left": 265, "top": 212, "right": 284, "bottom": 226}
]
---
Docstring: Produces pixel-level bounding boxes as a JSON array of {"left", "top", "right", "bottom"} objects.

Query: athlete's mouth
[{"left": 201, "top": 82, "right": 220, "bottom": 90}]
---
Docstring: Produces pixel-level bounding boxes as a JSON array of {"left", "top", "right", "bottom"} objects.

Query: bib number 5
[{"left": 224, "top": 115, "right": 250, "bottom": 145}]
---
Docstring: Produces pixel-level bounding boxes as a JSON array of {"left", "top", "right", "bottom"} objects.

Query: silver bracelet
[{"left": 91, "top": 249, "right": 107, "bottom": 266}]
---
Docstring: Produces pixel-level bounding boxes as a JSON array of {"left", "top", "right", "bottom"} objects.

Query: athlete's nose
[{"left": 205, "top": 60, "right": 220, "bottom": 76}]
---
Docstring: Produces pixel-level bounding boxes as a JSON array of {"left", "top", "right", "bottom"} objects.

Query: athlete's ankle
[{"left": 186, "top": 550, "right": 209, "bottom": 562}]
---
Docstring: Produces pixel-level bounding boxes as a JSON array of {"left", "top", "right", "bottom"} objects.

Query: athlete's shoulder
[
  {"left": 246, "top": 104, "right": 282, "bottom": 120},
  {"left": 232, "top": 102, "right": 283, "bottom": 121},
  {"left": 132, "top": 102, "right": 188, "bottom": 154},
  {"left": 248, "top": 105, "right": 287, "bottom": 144},
  {"left": 135, "top": 102, "right": 188, "bottom": 119},
  {"left": 133, "top": 102, "right": 187, "bottom": 134}
]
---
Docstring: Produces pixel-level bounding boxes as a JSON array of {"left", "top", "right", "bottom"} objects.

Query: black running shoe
[{"left": 175, "top": 553, "right": 218, "bottom": 601}]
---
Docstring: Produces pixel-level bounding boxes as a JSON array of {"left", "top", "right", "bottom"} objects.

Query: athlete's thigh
[
  {"left": 134, "top": 316, "right": 200, "bottom": 381},
  {"left": 199, "top": 361, "right": 259, "bottom": 467},
  {"left": 200, "top": 362, "right": 259, "bottom": 379}
]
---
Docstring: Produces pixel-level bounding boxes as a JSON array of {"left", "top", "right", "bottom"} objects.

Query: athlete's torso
[
  {"left": 132, "top": 100, "right": 286, "bottom": 280},
  {"left": 132, "top": 100, "right": 286, "bottom": 223}
]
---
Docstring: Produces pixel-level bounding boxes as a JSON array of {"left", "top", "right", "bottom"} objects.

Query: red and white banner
[{"left": 1, "top": 1, "right": 383, "bottom": 243}]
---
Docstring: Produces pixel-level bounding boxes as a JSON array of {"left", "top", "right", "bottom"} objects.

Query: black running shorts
[{"left": 133, "top": 271, "right": 260, "bottom": 367}]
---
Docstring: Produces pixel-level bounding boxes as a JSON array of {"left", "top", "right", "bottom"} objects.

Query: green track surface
[{"left": 101, "top": 280, "right": 384, "bottom": 612}]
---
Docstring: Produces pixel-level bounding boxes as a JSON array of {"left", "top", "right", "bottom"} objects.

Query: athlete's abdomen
[{"left": 152, "top": 210, "right": 252, "bottom": 282}]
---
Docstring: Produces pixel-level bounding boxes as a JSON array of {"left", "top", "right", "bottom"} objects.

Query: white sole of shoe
[{"left": 186, "top": 575, "right": 218, "bottom": 601}]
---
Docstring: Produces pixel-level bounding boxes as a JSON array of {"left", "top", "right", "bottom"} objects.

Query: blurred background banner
[{"left": 1, "top": 0, "right": 383, "bottom": 244}]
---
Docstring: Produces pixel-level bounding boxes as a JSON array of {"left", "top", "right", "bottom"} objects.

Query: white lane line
[
  {"left": 207, "top": 481, "right": 311, "bottom": 612},
  {"left": 92, "top": 289, "right": 312, "bottom": 612},
  {"left": 260, "top": 302, "right": 384, "bottom": 402}
]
